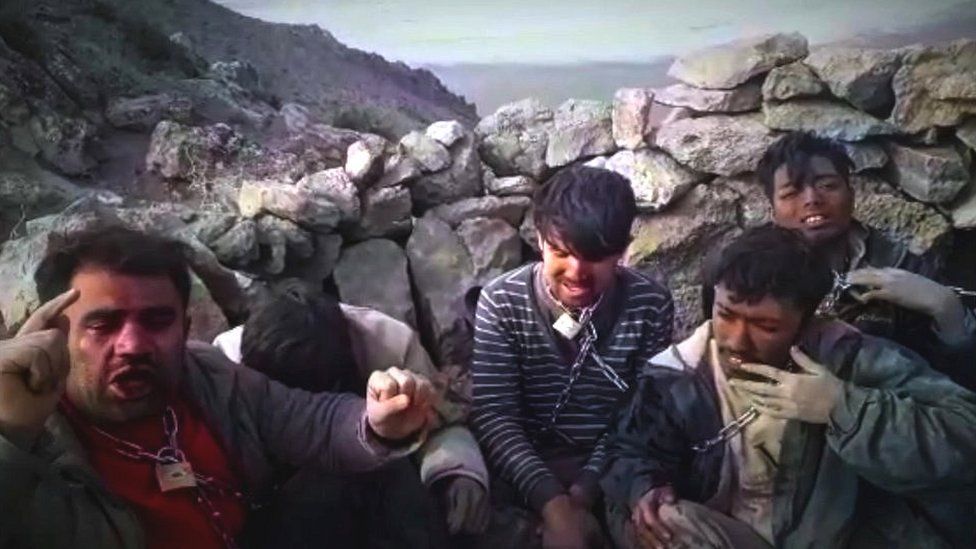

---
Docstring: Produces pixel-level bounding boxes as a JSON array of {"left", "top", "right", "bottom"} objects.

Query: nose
[
  {"left": 563, "top": 255, "right": 591, "bottom": 280},
  {"left": 724, "top": 320, "right": 751, "bottom": 355},
  {"left": 113, "top": 319, "right": 153, "bottom": 357},
  {"left": 800, "top": 184, "right": 823, "bottom": 206}
]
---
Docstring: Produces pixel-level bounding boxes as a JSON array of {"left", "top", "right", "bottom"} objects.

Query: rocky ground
[{"left": 1, "top": 10, "right": 975, "bottom": 362}]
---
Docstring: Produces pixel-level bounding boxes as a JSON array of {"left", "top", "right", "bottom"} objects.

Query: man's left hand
[
  {"left": 730, "top": 346, "right": 844, "bottom": 424},
  {"left": 440, "top": 476, "right": 490, "bottom": 535},
  {"left": 366, "top": 367, "right": 434, "bottom": 441}
]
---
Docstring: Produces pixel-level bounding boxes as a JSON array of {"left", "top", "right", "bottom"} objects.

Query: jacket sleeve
[
  {"left": 469, "top": 289, "right": 563, "bottom": 512},
  {"left": 0, "top": 429, "right": 143, "bottom": 548},
  {"left": 826, "top": 335, "right": 976, "bottom": 493},
  {"left": 600, "top": 370, "right": 689, "bottom": 510}
]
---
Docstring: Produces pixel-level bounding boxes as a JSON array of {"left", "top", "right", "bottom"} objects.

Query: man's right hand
[
  {"left": 0, "top": 289, "right": 77, "bottom": 448},
  {"left": 540, "top": 494, "right": 604, "bottom": 549},
  {"left": 631, "top": 485, "right": 676, "bottom": 549}
]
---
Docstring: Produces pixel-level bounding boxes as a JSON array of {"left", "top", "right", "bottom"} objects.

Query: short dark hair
[
  {"left": 35, "top": 226, "right": 192, "bottom": 308},
  {"left": 756, "top": 132, "right": 854, "bottom": 199},
  {"left": 533, "top": 165, "right": 636, "bottom": 260},
  {"left": 705, "top": 226, "right": 832, "bottom": 319},
  {"left": 241, "top": 282, "right": 362, "bottom": 394}
]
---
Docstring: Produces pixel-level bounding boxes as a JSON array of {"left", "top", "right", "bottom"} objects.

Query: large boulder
[
  {"left": 761, "top": 62, "right": 826, "bottom": 102},
  {"left": 884, "top": 143, "right": 970, "bottom": 204},
  {"left": 762, "top": 99, "right": 897, "bottom": 141},
  {"left": 654, "top": 114, "right": 778, "bottom": 176},
  {"left": 852, "top": 175, "right": 952, "bottom": 257},
  {"left": 957, "top": 118, "right": 976, "bottom": 150},
  {"left": 948, "top": 180, "right": 976, "bottom": 229},
  {"left": 890, "top": 39, "right": 976, "bottom": 133},
  {"left": 146, "top": 121, "right": 246, "bottom": 180},
  {"left": 457, "top": 217, "right": 522, "bottom": 285},
  {"left": 288, "top": 233, "right": 343, "bottom": 286},
  {"left": 475, "top": 98, "right": 554, "bottom": 179},
  {"left": 842, "top": 141, "right": 888, "bottom": 173},
  {"left": 238, "top": 180, "right": 342, "bottom": 231},
  {"left": 334, "top": 239, "right": 417, "bottom": 328},
  {"left": 627, "top": 182, "right": 745, "bottom": 336},
  {"left": 430, "top": 196, "right": 531, "bottom": 228},
  {"left": 411, "top": 128, "right": 483, "bottom": 212},
  {"left": 426, "top": 120, "right": 466, "bottom": 148},
  {"left": 28, "top": 110, "right": 97, "bottom": 176},
  {"left": 254, "top": 216, "right": 315, "bottom": 275},
  {"left": 486, "top": 174, "right": 536, "bottom": 197},
  {"left": 207, "top": 218, "right": 260, "bottom": 268},
  {"left": 298, "top": 168, "right": 361, "bottom": 223},
  {"left": 105, "top": 93, "right": 194, "bottom": 132},
  {"left": 375, "top": 152, "right": 423, "bottom": 188},
  {"left": 400, "top": 131, "right": 451, "bottom": 173},
  {"left": 654, "top": 81, "right": 762, "bottom": 113},
  {"left": 604, "top": 149, "right": 708, "bottom": 211},
  {"left": 344, "top": 134, "right": 389, "bottom": 186},
  {"left": 612, "top": 88, "right": 654, "bottom": 150},
  {"left": 668, "top": 32, "right": 809, "bottom": 89},
  {"left": 804, "top": 47, "right": 901, "bottom": 114},
  {"left": 546, "top": 99, "right": 616, "bottom": 168},
  {"left": 351, "top": 185, "right": 413, "bottom": 240},
  {"left": 0, "top": 147, "right": 86, "bottom": 241},
  {"left": 406, "top": 213, "right": 476, "bottom": 365}
]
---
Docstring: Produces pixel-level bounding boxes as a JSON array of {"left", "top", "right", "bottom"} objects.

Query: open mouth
[
  {"left": 801, "top": 214, "right": 828, "bottom": 227},
  {"left": 107, "top": 368, "right": 156, "bottom": 401}
]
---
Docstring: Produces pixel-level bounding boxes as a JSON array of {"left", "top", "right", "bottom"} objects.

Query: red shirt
[{"left": 64, "top": 398, "right": 247, "bottom": 549}]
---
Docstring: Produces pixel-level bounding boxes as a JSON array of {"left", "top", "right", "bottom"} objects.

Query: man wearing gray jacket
[{"left": 0, "top": 226, "right": 433, "bottom": 548}]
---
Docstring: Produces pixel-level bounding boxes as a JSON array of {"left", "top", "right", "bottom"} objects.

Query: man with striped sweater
[{"left": 470, "top": 166, "right": 674, "bottom": 549}]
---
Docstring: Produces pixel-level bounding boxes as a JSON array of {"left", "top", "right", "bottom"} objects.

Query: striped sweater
[{"left": 470, "top": 263, "right": 673, "bottom": 511}]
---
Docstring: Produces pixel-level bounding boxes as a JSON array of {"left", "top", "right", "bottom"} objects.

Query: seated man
[
  {"left": 602, "top": 226, "right": 976, "bottom": 549},
  {"left": 757, "top": 131, "right": 976, "bottom": 389},
  {"left": 212, "top": 283, "right": 489, "bottom": 547},
  {"left": 0, "top": 226, "right": 432, "bottom": 549},
  {"left": 470, "top": 166, "right": 674, "bottom": 548}
]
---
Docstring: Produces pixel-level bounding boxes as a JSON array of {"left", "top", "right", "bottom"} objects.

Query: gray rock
[
  {"left": 209, "top": 218, "right": 260, "bottom": 268},
  {"left": 400, "top": 130, "right": 451, "bottom": 173},
  {"left": 334, "top": 239, "right": 417, "bottom": 327},
  {"left": 351, "top": 185, "right": 413, "bottom": 240},
  {"left": 287, "top": 233, "right": 343, "bottom": 285},
  {"left": 842, "top": 141, "right": 888, "bottom": 173},
  {"left": 457, "top": 217, "right": 522, "bottom": 285},
  {"left": 546, "top": 99, "right": 616, "bottom": 168},
  {"left": 344, "top": 134, "right": 390, "bottom": 186},
  {"left": 207, "top": 60, "right": 262, "bottom": 92},
  {"left": 475, "top": 98, "right": 554, "bottom": 179},
  {"left": 948, "top": 181, "right": 976, "bottom": 229},
  {"left": 406, "top": 214, "right": 476, "bottom": 364},
  {"left": 190, "top": 212, "right": 238, "bottom": 246},
  {"left": 0, "top": 147, "right": 86, "bottom": 241},
  {"left": 426, "top": 120, "right": 466, "bottom": 148},
  {"left": 957, "top": 119, "right": 976, "bottom": 150},
  {"left": 890, "top": 39, "right": 976, "bottom": 133},
  {"left": 884, "top": 143, "right": 971, "bottom": 204},
  {"left": 761, "top": 62, "right": 826, "bottom": 102},
  {"left": 186, "top": 273, "right": 230, "bottom": 343},
  {"left": 299, "top": 168, "right": 361, "bottom": 223},
  {"left": 654, "top": 114, "right": 778, "bottom": 176},
  {"left": 486, "top": 174, "right": 536, "bottom": 197},
  {"left": 604, "top": 149, "right": 708, "bottom": 211},
  {"left": 584, "top": 156, "right": 609, "bottom": 169},
  {"left": 258, "top": 215, "right": 315, "bottom": 265},
  {"left": 668, "top": 32, "right": 808, "bottom": 89},
  {"left": 430, "top": 196, "right": 531, "bottom": 228},
  {"left": 146, "top": 121, "right": 246, "bottom": 180},
  {"left": 520, "top": 208, "right": 539, "bottom": 252},
  {"left": 411, "top": 129, "right": 483, "bottom": 212},
  {"left": 804, "top": 47, "right": 901, "bottom": 114},
  {"left": 375, "top": 152, "right": 423, "bottom": 188},
  {"left": 852, "top": 174, "right": 952, "bottom": 256},
  {"left": 238, "top": 180, "right": 342, "bottom": 231},
  {"left": 28, "top": 110, "right": 96, "bottom": 176},
  {"left": 717, "top": 175, "right": 770, "bottom": 228},
  {"left": 762, "top": 99, "right": 897, "bottom": 141},
  {"left": 105, "top": 93, "right": 193, "bottom": 132},
  {"left": 655, "top": 81, "right": 762, "bottom": 113},
  {"left": 613, "top": 88, "right": 654, "bottom": 150}
]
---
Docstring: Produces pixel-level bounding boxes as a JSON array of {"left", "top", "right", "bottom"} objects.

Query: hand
[
  {"left": 540, "top": 494, "right": 604, "bottom": 549},
  {"left": 0, "top": 289, "right": 78, "bottom": 448},
  {"left": 731, "top": 346, "right": 844, "bottom": 424},
  {"left": 846, "top": 267, "right": 967, "bottom": 339},
  {"left": 631, "top": 484, "right": 676, "bottom": 549},
  {"left": 440, "top": 476, "right": 490, "bottom": 535},
  {"left": 366, "top": 367, "right": 434, "bottom": 442}
]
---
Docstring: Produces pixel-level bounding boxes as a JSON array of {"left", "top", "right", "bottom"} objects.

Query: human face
[
  {"left": 771, "top": 156, "right": 854, "bottom": 245},
  {"left": 712, "top": 284, "right": 804, "bottom": 377},
  {"left": 62, "top": 267, "right": 188, "bottom": 423},
  {"left": 538, "top": 235, "right": 620, "bottom": 309}
]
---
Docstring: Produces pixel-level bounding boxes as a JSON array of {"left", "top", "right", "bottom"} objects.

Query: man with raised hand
[
  {"left": 0, "top": 226, "right": 432, "bottom": 549},
  {"left": 603, "top": 226, "right": 976, "bottom": 549},
  {"left": 470, "top": 165, "right": 674, "bottom": 549}
]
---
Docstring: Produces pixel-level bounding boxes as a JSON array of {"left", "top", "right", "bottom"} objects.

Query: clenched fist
[
  {"left": 365, "top": 366, "right": 434, "bottom": 442},
  {"left": 0, "top": 289, "right": 78, "bottom": 448}
]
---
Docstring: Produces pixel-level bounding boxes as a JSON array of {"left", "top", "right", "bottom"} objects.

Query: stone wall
[{"left": 2, "top": 32, "right": 975, "bottom": 357}]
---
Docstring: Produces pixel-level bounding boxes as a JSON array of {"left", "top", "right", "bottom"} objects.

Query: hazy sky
[{"left": 215, "top": 0, "right": 974, "bottom": 64}]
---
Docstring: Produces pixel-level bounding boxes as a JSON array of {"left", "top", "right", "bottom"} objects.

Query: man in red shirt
[{"left": 0, "top": 226, "right": 433, "bottom": 548}]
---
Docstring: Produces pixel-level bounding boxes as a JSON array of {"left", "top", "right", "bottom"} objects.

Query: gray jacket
[{"left": 0, "top": 342, "right": 413, "bottom": 548}]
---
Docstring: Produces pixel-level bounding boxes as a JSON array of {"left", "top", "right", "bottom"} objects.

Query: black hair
[
  {"left": 533, "top": 165, "right": 636, "bottom": 261},
  {"left": 34, "top": 226, "right": 191, "bottom": 308},
  {"left": 704, "top": 226, "right": 832, "bottom": 319},
  {"left": 241, "top": 282, "right": 363, "bottom": 394},
  {"left": 756, "top": 132, "right": 854, "bottom": 199}
]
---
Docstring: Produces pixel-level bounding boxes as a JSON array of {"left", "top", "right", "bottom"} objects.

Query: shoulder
[
  {"left": 863, "top": 226, "right": 934, "bottom": 276},
  {"left": 479, "top": 263, "right": 536, "bottom": 306},
  {"left": 618, "top": 267, "right": 673, "bottom": 308}
]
